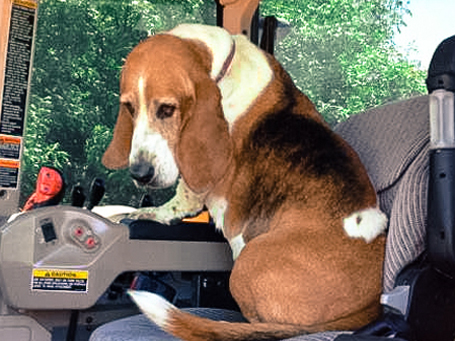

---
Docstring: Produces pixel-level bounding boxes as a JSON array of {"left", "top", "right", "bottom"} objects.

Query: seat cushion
[
  {"left": 334, "top": 95, "right": 429, "bottom": 194},
  {"left": 89, "top": 309, "right": 247, "bottom": 341},
  {"left": 89, "top": 309, "right": 349, "bottom": 341}
]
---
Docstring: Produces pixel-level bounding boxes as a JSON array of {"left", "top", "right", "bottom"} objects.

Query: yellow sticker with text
[{"left": 32, "top": 269, "right": 88, "bottom": 292}]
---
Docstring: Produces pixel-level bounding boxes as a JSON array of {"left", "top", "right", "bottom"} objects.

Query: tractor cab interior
[{"left": 0, "top": 0, "right": 454, "bottom": 340}]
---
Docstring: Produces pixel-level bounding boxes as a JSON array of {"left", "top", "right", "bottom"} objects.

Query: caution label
[
  {"left": 32, "top": 269, "right": 88, "bottom": 292},
  {"left": 0, "top": 159, "right": 19, "bottom": 188},
  {"left": 0, "top": 135, "right": 21, "bottom": 159}
]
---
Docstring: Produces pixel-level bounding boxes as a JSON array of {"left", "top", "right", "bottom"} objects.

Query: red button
[
  {"left": 74, "top": 227, "right": 84, "bottom": 237},
  {"left": 85, "top": 236, "right": 97, "bottom": 249}
]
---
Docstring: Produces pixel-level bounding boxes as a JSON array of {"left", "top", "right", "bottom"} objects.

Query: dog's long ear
[
  {"left": 102, "top": 105, "right": 133, "bottom": 169},
  {"left": 177, "top": 78, "right": 232, "bottom": 194}
]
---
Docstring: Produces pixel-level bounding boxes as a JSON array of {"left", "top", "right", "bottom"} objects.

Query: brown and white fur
[{"left": 102, "top": 24, "right": 387, "bottom": 341}]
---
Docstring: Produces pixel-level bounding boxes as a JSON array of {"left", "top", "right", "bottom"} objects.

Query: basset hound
[{"left": 102, "top": 24, "right": 387, "bottom": 341}]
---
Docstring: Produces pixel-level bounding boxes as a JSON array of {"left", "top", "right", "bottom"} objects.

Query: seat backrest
[{"left": 334, "top": 95, "right": 429, "bottom": 292}]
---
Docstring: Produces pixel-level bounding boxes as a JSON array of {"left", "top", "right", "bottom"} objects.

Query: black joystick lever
[
  {"left": 86, "top": 178, "right": 105, "bottom": 210},
  {"left": 71, "top": 185, "right": 86, "bottom": 207}
]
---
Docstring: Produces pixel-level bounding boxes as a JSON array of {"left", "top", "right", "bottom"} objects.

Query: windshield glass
[
  {"left": 260, "top": 0, "right": 426, "bottom": 125},
  {"left": 13, "top": 0, "right": 443, "bottom": 209}
]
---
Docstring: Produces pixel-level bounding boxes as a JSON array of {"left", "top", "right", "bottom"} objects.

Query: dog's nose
[{"left": 130, "top": 163, "right": 155, "bottom": 184}]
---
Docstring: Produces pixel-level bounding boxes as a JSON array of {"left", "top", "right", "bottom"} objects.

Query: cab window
[{"left": 15, "top": 0, "right": 427, "bottom": 208}]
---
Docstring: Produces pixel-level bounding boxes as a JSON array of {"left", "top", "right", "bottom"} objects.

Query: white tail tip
[
  {"left": 127, "top": 290, "right": 174, "bottom": 328},
  {"left": 343, "top": 207, "right": 388, "bottom": 243}
]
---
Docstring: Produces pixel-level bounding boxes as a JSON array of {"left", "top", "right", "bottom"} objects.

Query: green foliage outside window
[
  {"left": 21, "top": 0, "right": 426, "bottom": 207},
  {"left": 261, "top": 0, "right": 426, "bottom": 124}
]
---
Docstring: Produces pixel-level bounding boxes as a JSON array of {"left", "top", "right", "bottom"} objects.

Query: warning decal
[
  {"left": 0, "top": 159, "right": 19, "bottom": 188},
  {"left": 0, "top": 0, "right": 37, "bottom": 188},
  {"left": 0, "top": 135, "right": 21, "bottom": 159},
  {"left": 32, "top": 269, "right": 88, "bottom": 292}
]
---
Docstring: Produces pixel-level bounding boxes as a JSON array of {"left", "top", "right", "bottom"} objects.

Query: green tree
[{"left": 261, "top": 0, "right": 426, "bottom": 124}]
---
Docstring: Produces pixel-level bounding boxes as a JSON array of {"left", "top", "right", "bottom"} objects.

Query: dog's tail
[{"left": 128, "top": 290, "right": 309, "bottom": 341}]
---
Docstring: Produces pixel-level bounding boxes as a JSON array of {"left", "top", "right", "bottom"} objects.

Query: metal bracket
[{"left": 380, "top": 285, "right": 410, "bottom": 316}]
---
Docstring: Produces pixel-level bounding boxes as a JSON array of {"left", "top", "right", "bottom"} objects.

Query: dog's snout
[{"left": 130, "top": 163, "right": 155, "bottom": 184}]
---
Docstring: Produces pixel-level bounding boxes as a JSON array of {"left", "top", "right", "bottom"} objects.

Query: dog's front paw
[{"left": 126, "top": 207, "right": 176, "bottom": 224}]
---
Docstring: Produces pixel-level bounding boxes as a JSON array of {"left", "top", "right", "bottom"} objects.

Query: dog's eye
[
  {"left": 123, "top": 102, "right": 135, "bottom": 116},
  {"left": 156, "top": 104, "right": 176, "bottom": 119}
]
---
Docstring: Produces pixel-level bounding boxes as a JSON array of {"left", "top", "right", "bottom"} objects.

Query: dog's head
[{"left": 102, "top": 28, "right": 233, "bottom": 194}]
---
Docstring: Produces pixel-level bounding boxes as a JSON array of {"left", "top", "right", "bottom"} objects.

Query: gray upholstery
[
  {"left": 90, "top": 95, "right": 429, "bottom": 341},
  {"left": 89, "top": 309, "right": 248, "bottom": 341},
  {"left": 89, "top": 311, "right": 349, "bottom": 341},
  {"left": 335, "top": 95, "right": 429, "bottom": 292}
]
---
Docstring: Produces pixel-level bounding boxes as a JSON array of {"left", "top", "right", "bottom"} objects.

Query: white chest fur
[
  {"left": 169, "top": 24, "right": 273, "bottom": 130},
  {"left": 217, "top": 35, "right": 273, "bottom": 129}
]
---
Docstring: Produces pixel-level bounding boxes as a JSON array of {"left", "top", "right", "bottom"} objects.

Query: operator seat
[{"left": 89, "top": 94, "right": 429, "bottom": 341}]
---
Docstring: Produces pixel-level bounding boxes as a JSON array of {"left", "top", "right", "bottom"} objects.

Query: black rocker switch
[{"left": 40, "top": 218, "right": 57, "bottom": 243}]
